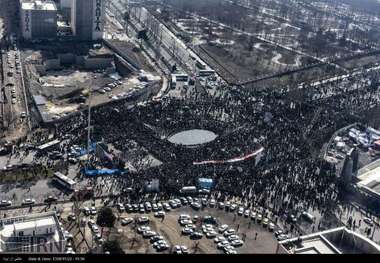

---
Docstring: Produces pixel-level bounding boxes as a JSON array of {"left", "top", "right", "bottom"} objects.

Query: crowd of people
[
  {"left": 49, "top": 67, "right": 377, "bottom": 221},
  {"left": 1, "top": 64, "right": 377, "bottom": 234}
]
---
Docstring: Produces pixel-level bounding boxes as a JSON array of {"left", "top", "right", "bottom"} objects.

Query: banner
[{"left": 193, "top": 147, "right": 264, "bottom": 165}]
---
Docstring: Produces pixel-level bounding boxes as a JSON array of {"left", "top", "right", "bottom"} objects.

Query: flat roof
[
  {"left": 357, "top": 159, "right": 380, "bottom": 197},
  {"left": 2, "top": 216, "right": 56, "bottom": 238},
  {"left": 22, "top": 1, "right": 57, "bottom": 11},
  {"left": 294, "top": 238, "right": 337, "bottom": 254},
  {"left": 33, "top": 95, "right": 47, "bottom": 106}
]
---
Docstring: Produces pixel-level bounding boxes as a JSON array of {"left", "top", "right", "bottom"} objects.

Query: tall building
[
  {"left": 71, "top": 0, "right": 105, "bottom": 41},
  {"left": 20, "top": 0, "right": 58, "bottom": 40}
]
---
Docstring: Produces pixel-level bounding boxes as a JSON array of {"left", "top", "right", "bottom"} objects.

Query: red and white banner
[{"left": 193, "top": 147, "right": 264, "bottom": 165}]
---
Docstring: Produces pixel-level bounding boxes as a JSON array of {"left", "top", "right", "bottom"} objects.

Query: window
[{"left": 18, "top": 231, "right": 24, "bottom": 236}]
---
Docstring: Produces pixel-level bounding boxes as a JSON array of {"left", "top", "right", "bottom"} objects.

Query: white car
[
  {"left": 263, "top": 218, "right": 269, "bottom": 227},
  {"left": 117, "top": 203, "right": 125, "bottom": 212},
  {"left": 182, "top": 227, "right": 194, "bottom": 235},
  {"left": 154, "top": 211, "right": 165, "bottom": 218},
  {"left": 91, "top": 225, "right": 99, "bottom": 233},
  {"left": 137, "top": 216, "right": 150, "bottom": 224},
  {"left": 137, "top": 226, "right": 151, "bottom": 234},
  {"left": 231, "top": 239, "right": 244, "bottom": 247},
  {"left": 244, "top": 209, "right": 250, "bottom": 217},
  {"left": 218, "top": 224, "right": 229, "bottom": 233},
  {"left": 173, "top": 245, "right": 182, "bottom": 254},
  {"left": 217, "top": 241, "right": 230, "bottom": 250},
  {"left": 237, "top": 207, "right": 244, "bottom": 216},
  {"left": 269, "top": 222, "right": 275, "bottom": 231},
  {"left": 143, "top": 230, "right": 157, "bottom": 238},
  {"left": 206, "top": 231, "right": 218, "bottom": 238},
  {"left": 181, "top": 246, "right": 189, "bottom": 254},
  {"left": 90, "top": 207, "right": 97, "bottom": 215},
  {"left": 257, "top": 214, "right": 263, "bottom": 222},
  {"left": 214, "top": 236, "right": 227, "bottom": 243},
  {"left": 227, "top": 235, "right": 240, "bottom": 242},
  {"left": 223, "top": 229, "right": 236, "bottom": 237},
  {"left": 22, "top": 198, "right": 35, "bottom": 205}
]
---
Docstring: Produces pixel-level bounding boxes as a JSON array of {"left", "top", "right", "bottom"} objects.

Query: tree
[
  {"left": 103, "top": 240, "right": 125, "bottom": 254},
  {"left": 96, "top": 207, "right": 116, "bottom": 228}
]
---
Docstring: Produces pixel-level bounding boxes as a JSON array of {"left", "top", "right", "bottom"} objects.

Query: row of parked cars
[
  {"left": 118, "top": 196, "right": 290, "bottom": 243},
  {"left": 178, "top": 214, "right": 243, "bottom": 254}
]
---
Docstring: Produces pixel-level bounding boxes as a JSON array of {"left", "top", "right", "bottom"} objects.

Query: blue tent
[{"left": 82, "top": 168, "right": 127, "bottom": 177}]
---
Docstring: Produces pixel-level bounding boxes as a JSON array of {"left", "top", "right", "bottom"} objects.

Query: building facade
[
  {"left": 20, "top": 1, "right": 58, "bottom": 40},
  {"left": 0, "top": 212, "right": 66, "bottom": 253},
  {"left": 71, "top": 0, "right": 105, "bottom": 41}
]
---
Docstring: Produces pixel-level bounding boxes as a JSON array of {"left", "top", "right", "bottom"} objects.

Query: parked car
[
  {"left": 121, "top": 218, "right": 133, "bottom": 226},
  {"left": 22, "top": 198, "right": 35, "bottom": 206},
  {"left": 0, "top": 200, "right": 12, "bottom": 207}
]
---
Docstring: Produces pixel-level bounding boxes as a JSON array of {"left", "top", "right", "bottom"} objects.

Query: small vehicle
[
  {"left": 90, "top": 207, "right": 97, "bottom": 215},
  {"left": 137, "top": 226, "right": 151, "bottom": 234},
  {"left": 218, "top": 224, "right": 229, "bottom": 233},
  {"left": 182, "top": 227, "right": 194, "bottom": 235},
  {"left": 117, "top": 203, "right": 125, "bottom": 213},
  {"left": 0, "top": 200, "right": 12, "bottom": 207},
  {"left": 121, "top": 218, "right": 133, "bottom": 226},
  {"left": 137, "top": 216, "right": 150, "bottom": 224},
  {"left": 83, "top": 207, "right": 90, "bottom": 216},
  {"left": 154, "top": 211, "right": 165, "bottom": 218},
  {"left": 244, "top": 209, "right": 250, "bottom": 217},
  {"left": 22, "top": 198, "right": 35, "bottom": 206},
  {"left": 91, "top": 225, "right": 99, "bottom": 233},
  {"left": 143, "top": 230, "right": 157, "bottom": 238},
  {"left": 231, "top": 239, "right": 244, "bottom": 247},
  {"left": 364, "top": 217, "right": 374, "bottom": 226},
  {"left": 68, "top": 213, "right": 76, "bottom": 222},
  {"left": 223, "top": 229, "right": 236, "bottom": 237},
  {"left": 190, "top": 231, "right": 203, "bottom": 240},
  {"left": 214, "top": 236, "right": 227, "bottom": 243}
]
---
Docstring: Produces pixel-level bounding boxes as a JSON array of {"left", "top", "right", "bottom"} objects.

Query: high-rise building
[
  {"left": 71, "top": 0, "right": 105, "bottom": 41},
  {"left": 20, "top": 0, "right": 58, "bottom": 40}
]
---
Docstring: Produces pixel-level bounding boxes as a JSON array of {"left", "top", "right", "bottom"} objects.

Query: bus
[
  {"left": 37, "top": 139, "right": 60, "bottom": 152},
  {"left": 53, "top": 172, "right": 76, "bottom": 191},
  {"left": 180, "top": 186, "right": 197, "bottom": 194},
  {"left": 198, "top": 69, "right": 216, "bottom": 77}
]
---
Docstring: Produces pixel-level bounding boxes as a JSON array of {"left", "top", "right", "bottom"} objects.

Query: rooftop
[
  {"left": 22, "top": 0, "right": 57, "bottom": 11},
  {"left": 279, "top": 227, "right": 380, "bottom": 254},
  {"left": 0, "top": 212, "right": 65, "bottom": 252},
  {"left": 357, "top": 159, "right": 380, "bottom": 198}
]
